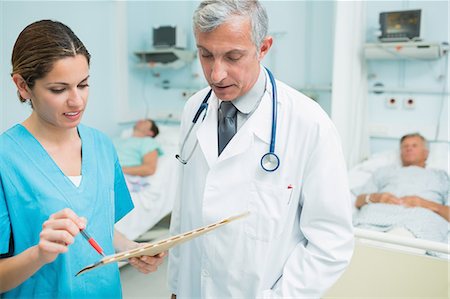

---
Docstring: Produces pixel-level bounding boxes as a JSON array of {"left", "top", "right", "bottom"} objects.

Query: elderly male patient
[
  {"left": 353, "top": 133, "right": 449, "bottom": 248},
  {"left": 114, "top": 119, "right": 163, "bottom": 177}
]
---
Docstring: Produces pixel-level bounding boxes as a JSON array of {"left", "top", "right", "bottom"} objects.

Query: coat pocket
[{"left": 245, "top": 181, "right": 293, "bottom": 241}]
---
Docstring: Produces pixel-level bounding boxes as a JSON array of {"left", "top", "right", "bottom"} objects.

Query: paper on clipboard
[{"left": 76, "top": 211, "right": 249, "bottom": 276}]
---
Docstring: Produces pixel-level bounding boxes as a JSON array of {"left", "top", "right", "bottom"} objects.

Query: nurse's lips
[{"left": 63, "top": 111, "right": 82, "bottom": 120}]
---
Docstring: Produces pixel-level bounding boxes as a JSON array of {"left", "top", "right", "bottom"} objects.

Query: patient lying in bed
[
  {"left": 352, "top": 133, "right": 449, "bottom": 250},
  {"left": 114, "top": 119, "right": 164, "bottom": 191}
]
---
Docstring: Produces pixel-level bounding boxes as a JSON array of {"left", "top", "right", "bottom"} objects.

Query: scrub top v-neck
[{"left": 0, "top": 124, "right": 133, "bottom": 299}]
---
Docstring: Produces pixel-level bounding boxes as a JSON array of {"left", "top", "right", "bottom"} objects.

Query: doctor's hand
[
  {"left": 36, "top": 208, "right": 86, "bottom": 265},
  {"left": 128, "top": 245, "right": 166, "bottom": 274},
  {"left": 113, "top": 230, "right": 166, "bottom": 274}
]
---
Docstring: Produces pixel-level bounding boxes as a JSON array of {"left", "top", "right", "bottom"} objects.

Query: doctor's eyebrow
[{"left": 197, "top": 46, "right": 247, "bottom": 56}]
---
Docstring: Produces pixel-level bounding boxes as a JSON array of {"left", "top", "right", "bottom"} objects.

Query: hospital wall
[
  {"left": 1, "top": 1, "right": 447, "bottom": 158},
  {"left": 364, "top": 1, "right": 449, "bottom": 153},
  {"left": 0, "top": 1, "right": 335, "bottom": 136},
  {"left": 121, "top": 1, "right": 335, "bottom": 124},
  {"left": 0, "top": 0, "right": 125, "bottom": 137}
]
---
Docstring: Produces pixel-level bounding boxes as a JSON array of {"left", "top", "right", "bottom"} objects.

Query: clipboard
[{"left": 76, "top": 211, "right": 249, "bottom": 276}]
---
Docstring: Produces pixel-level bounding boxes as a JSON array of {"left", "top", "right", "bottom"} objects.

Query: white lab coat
[{"left": 168, "top": 74, "right": 354, "bottom": 298}]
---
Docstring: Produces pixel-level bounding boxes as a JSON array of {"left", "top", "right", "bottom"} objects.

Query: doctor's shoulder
[
  {"left": 180, "top": 86, "right": 211, "bottom": 126},
  {"left": 183, "top": 87, "right": 211, "bottom": 112},
  {"left": 277, "top": 80, "right": 332, "bottom": 126}
]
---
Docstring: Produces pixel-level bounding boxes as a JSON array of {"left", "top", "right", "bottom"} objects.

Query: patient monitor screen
[{"left": 380, "top": 10, "right": 421, "bottom": 40}]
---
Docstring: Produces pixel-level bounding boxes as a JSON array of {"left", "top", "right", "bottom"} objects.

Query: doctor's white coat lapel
[
  {"left": 196, "top": 79, "right": 273, "bottom": 167},
  {"left": 219, "top": 81, "right": 273, "bottom": 162},
  {"left": 196, "top": 95, "right": 218, "bottom": 168}
]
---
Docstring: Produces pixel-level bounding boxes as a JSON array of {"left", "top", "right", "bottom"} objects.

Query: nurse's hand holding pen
[
  {"left": 40, "top": 208, "right": 166, "bottom": 274},
  {"left": 37, "top": 208, "right": 87, "bottom": 264},
  {"left": 0, "top": 208, "right": 87, "bottom": 293}
]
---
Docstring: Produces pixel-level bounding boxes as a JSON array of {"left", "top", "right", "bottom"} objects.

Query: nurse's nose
[
  {"left": 210, "top": 61, "right": 227, "bottom": 84},
  {"left": 67, "top": 87, "right": 84, "bottom": 107}
]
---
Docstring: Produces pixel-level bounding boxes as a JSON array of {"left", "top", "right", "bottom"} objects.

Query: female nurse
[{"left": 0, "top": 20, "right": 164, "bottom": 298}]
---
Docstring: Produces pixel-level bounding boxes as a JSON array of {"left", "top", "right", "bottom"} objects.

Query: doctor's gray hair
[{"left": 193, "top": 0, "right": 269, "bottom": 49}]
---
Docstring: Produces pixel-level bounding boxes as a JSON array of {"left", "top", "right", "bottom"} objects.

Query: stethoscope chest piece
[{"left": 261, "top": 152, "right": 280, "bottom": 172}]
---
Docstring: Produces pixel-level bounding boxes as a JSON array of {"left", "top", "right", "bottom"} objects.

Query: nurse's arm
[
  {"left": 113, "top": 229, "right": 165, "bottom": 274},
  {"left": 0, "top": 208, "right": 85, "bottom": 293},
  {"left": 0, "top": 246, "right": 47, "bottom": 293}
]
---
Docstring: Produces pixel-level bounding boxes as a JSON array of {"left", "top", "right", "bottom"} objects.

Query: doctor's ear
[
  {"left": 12, "top": 74, "right": 32, "bottom": 102},
  {"left": 257, "top": 36, "right": 273, "bottom": 61}
]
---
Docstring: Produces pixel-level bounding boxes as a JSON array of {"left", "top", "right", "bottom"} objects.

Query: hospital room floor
[{"left": 121, "top": 215, "right": 172, "bottom": 298}]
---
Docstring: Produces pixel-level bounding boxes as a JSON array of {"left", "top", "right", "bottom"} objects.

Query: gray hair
[
  {"left": 193, "top": 0, "right": 269, "bottom": 49},
  {"left": 400, "top": 133, "right": 429, "bottom": 149}
]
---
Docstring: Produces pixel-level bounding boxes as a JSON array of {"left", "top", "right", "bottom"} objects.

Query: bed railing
[{"left": 354, "top": 227, "right": 449, "bottom": 254}]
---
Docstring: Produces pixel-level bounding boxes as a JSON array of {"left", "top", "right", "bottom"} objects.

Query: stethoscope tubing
[
  {"left": 266, "top": 67, "right": 277, "bottom": 154},
  {"left": 176, "top": 67, "right": 279, "bottom": 171}
]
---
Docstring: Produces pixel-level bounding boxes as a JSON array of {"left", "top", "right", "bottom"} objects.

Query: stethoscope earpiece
[{"left": 175, "top": 154, "right": 188, "bottom": 165}]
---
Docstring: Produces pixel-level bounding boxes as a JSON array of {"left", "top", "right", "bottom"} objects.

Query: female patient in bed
[
  {"left": 352, "top": 133, "right": 449, "bottom": 246},
  {"left": 114, "top": 119, "right": 164, "bottom": 178}
]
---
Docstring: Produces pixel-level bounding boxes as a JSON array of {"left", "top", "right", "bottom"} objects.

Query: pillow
[
  {"left": 355, "top": 150, "right": 400, "bottom": 174},
  {"left": 427, "top": 142, "right": 449, "bottom": 174},
  {"left": 120, "top": 127, "right": 133, "bottom": 138},
  {"left": 354, "top": 142, "right": 449, "bottom": 175},
  {"left": 154, "top": 124, "right": 181, "bottom": 147}
]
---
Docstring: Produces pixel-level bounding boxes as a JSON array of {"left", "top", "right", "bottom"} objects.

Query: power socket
[
  {"left": 403, "top": 98, "right": 415, "bottom": 109},
  {"left": 385, "top": 97, "right": 398, "bottom": 109}
]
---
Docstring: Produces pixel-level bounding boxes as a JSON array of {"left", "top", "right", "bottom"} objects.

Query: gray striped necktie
[{"left": 218, "top": 101, "right": 237, "bottom": 155}]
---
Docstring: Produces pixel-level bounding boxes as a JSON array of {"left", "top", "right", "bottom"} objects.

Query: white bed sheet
[{"left": 115, "top": 123, "right": 180, "bottom": 240}]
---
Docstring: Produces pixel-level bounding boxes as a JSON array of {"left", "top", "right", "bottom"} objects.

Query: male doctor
[{"left": 168, "top": 0, "right": 354, "bottom": 298}]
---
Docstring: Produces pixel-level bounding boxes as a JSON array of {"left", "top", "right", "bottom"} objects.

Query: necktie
[{"left": 218, "top": 101, "right": 237, "bottom": 155}]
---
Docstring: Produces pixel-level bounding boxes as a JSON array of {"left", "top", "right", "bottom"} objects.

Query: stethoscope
[{"left": 175, "top": 67, "right": 279, "bottom": 172}]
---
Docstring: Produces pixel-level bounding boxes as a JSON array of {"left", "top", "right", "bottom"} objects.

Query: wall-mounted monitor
[
  {"left": 379, "top": 9, "right": 421, "bottom": 42},
  {"left": 153, "top": 26, "right": 187, "bottom": 49}
]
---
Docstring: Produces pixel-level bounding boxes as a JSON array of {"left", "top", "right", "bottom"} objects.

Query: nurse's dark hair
[
  {"left": 193, "top": 0, "right": 268, "bottom": 49},
  {"left": 11, "top": 20, "right": 91, "bottom": 103}
]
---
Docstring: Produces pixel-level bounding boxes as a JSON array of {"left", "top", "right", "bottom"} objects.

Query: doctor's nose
[{"left": 210, "top": 61, "right": 227, "bottom": 84}]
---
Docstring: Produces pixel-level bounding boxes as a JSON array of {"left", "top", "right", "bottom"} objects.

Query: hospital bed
[
  {"left": 325, "top": 141, "right": 449, "bottom": 298},
  {"left": 115, "top": 123, "right": 180, "bottom": 241}
]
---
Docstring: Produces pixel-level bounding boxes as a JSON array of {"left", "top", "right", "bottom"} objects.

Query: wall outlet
[
  {"left": 403, "top": 98, "right": 416, "bottom": 109},
  {"left": 385, "top": 97, "right": 398, "bottom": 109}
]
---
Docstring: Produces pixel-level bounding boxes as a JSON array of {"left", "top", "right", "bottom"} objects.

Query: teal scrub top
[
  {"left": 0, "top": 124, "right": 134, "bottom": 299},
  {"left": 113, "top": 137, "right": 164, "bottom": 167}
]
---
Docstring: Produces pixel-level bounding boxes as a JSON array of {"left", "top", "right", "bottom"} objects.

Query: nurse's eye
[
  {"left": 49, "top": 88, "right": 65, "bottom": 94},
  {"left": 78, "top": 83, "right": 89, "bottom": 89}
]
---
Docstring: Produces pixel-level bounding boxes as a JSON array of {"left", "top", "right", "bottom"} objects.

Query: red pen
[{"left": 80, "top": 229, "right": 105, "bottom": 257}]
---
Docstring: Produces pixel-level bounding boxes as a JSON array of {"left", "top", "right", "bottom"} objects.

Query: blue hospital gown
[
  {"left": 0, "top": 124, "right": 133, "bottom": 298},
  {"left": 353, "top": 165, "right": 450, "bottom": 244}
]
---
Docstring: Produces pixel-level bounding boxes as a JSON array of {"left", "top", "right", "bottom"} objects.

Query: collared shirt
[{"left": 218, "top": 66, "right": 267, "bottom": 131}]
